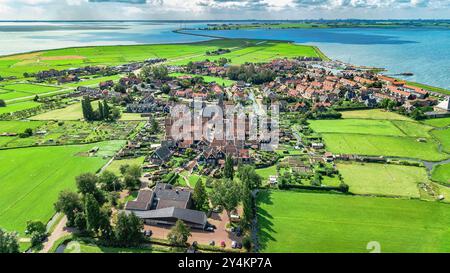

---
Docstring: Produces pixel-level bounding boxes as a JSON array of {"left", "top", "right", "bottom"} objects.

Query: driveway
[{"left": 144, "top": 211, "right": 242, "bottom": 249}]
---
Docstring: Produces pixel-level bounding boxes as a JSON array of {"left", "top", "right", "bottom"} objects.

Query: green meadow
[
  {"left": 0, "top": 101, "right": 41, "bottom": 115},
  {"left": 0, "top": 39, "right": 322, "bottom": 79},
  {"left": 31, "top": 102, "right": 88, "bottom": 121},
  {"left": 309, "top": 115, "right": 447, "bottom": 161},
  {"left": 64, "top": 241, "right": 169, "bottom": 253},
  {"left": 257, "top": 191, "right": 450, "bottom": 253},
  {"left": 321, "top": 133, "right": 445, "bottom": 161},
  {"left": 340, "top": 109, "right": 411, "bottom": 121},
  {"left": 423, "top": 117, "right": 450, "bottom": 128},
  {"left": 432, "top": 163, "right": 450, "bottom": 185},
  {"left": 0, "top": 140, "right": 125, "bottom": 235},
  {"left": 338, "top": 162, "right": 428, "bottom": 198},
  {"left": 170, "top": 73, "right": 235, "bottom": 87},
  {"left": 431, "top": 128, "right": 450, "bottom": 154},
  {"left": 0, "top": 120, "right": 44, "bottom": 133}
]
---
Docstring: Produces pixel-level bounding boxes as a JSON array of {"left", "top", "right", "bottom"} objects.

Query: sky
[{"left": 0, "top": 0, "right": 448, "bottom": 20}]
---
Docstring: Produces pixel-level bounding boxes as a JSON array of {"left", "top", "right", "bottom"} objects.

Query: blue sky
[{"left": 0, "top": 0, "right": 448, "bottom": 20}]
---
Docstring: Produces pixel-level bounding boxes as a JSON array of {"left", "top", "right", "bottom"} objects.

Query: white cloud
[{"left": 0, "top": 0, "right": 448, "bottom": 20}]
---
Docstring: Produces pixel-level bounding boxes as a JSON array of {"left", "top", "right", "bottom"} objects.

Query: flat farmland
[
  {"left": 0, "top": 120, "right": 44, "bottom": 133},
  {"left": 423, "top": 117, "right": 450, "bottom": 128},
  {"left": 0, "top": 39, "right": 322, "bottom": 79},
  {"left": 0, "top": 101, "right": 41, "bottom": 115},
  {"left": 340, "top": 109, "right": 412, "bottom": 121},
  {"left": 0, "top": 140, "right": 125, "bottom": 235},
  {"left": 321, "top": 133, "right": 445, "bottom": 161},
  {"left": 337, "top": 162, "right": 428, "bottom": 197},
  {"left": 31, "top": 102, "right": 88, "bottom": 121},
  {"left": 309, "top": 117, "right": 446, "bottom": 161},
  {"left": 432, "top": 163, "right": 450, "bottom": 185},
  {"left": 257, "top": 191, "right": 450, "bottom": 253},
  {"left": 431, "top": 128, "right": 450, "bottom": 154}
]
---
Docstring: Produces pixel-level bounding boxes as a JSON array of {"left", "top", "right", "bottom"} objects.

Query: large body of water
[{"left": 1, "top": 21, "right": 449, "bottom": 89}]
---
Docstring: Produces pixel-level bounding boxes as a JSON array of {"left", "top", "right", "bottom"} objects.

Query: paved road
[{"left": 40, "top": 216, "right": 74, "bottom": 253}]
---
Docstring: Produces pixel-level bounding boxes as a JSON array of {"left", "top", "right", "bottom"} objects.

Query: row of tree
[
  {"left": 81, "top": 97, "right": 120, "bottom": 122},
  {"left": 54, "top": 167, "right": 144, "bottom": 247},
  {"left": 227, "top": 64, "right": 275, "bottom": 84}
]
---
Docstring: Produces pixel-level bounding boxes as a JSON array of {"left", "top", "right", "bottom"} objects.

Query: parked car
[
  {"left": 144, "top": 230, "right": 153, "bottom": 237},
  {"left": 220, "top": 241, "right": 226, "bottom": 248},
  {"left": 232, "top": 241, "right": 243, "bottom": 249},
  {"left": 209, "top": 241, "right": 215, "bottom": 246},
  {"left": 205, "top": 226, "right": 215, "bottom": 232}
]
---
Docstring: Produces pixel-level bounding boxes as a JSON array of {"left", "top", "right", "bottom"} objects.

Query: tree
[
  {"left": 114, "top": 212, "right": 143, "bottom": 247},
  {"left": 84, "top": 194, "right": 102, "bottom": 233},
  {"left": 81, "top": 96, "right": 95, "bottom": 121},
  {"left": 25, "top": 221, "right": 47, "bottom": 248},
  {"left": 120, "top": 164, "right": 130, "bottom": 176},
  {"left": 102, "top": 100, "right": 111, "bottom": 120},
  {"left": 54, "top": 190, "right": 83, "bottom": 226},
  {"left": 0, "top": 229, "right": 19, "bottom": 253},
  {"left": 238, "top": 165, "right": 262, "bottom": 190},
  {"left": 98, "top": 101, "right": 104, "bottom": 120},
  {"left": 242, "top": 236, "right": 252, "bottom": 252},
  {"left": 241, "top": 182, "right": 254, "bottom": 229},
  {"left": 151, "top": 65, "right": 169, "bottom": 80},
  {"left": 167, "top": 220, "right": 191, "bottom": 246},
  {"left": 0, "top": 99, "right": 6, "bottom": 107},
  {"left": 99, "top": 171, "right": 121, "bottom": 192},
  {"left": 124, "top": 175, "right": 140, "bottom": 190},
  {"left": 192, "top": 180, "right": 209, "bottom": 212},
  {"left": 76, "top": 173, "right": 98, "bottom": 196},
  {"left": 161, "top": 84, "right": 171, "bottom": 94},
  {"left": 209, "top": 179, "right": 241, "bottom": 224},
  {"left": 150, "top": 118, "right": 159, "bottom": 134},
  {"left": 224, "top": 156, "right": 235, "bottom": 180}
]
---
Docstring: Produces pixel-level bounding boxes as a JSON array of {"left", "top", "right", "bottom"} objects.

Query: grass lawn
[
  {"left": 31, "top": 102, "right": 98, "bottom": 121},
  {"left": 0, "top": 39, "right": 321, "bottom": 79},
  {"left": 432, "top": 163, "right": 450, "bottom": 185},
  {"left": 1, "top": 83, "right": 60, "bottom": 94},
  {"left": 338, "top": 162, "right": 428, "bottom": 197},
  {"left": 170, "top": 73, "right": 235, "bottom": 87},
  {"left": 431, "top": 128, "right": 450, "bottom": 154},
  {"left": 64, "top": 241, "right": 170, "bottom": 253},
  {"left": 0, "top": 140, "right": 125, "bottom": 235},
  {"left": 119, "top": 113, "right": 149, "bottom": 121},
  {"left": 423, "top": 117, "right": 450, "bottom": 128},
  {"left": 310, "top": 117, "right": 444, "bottom": 161},
  {"left": 106, "top": 157, "right": 145, "bottom": 176},
  {"left": 256, "top": 165, "right": 278, "bottom": 182},
  {"left": 0, "top": 120, "right": 44, "bottom": 133},
  {"left": 0, "top": 101, "right": 41, "bottom": 115},
  {"left": 257, "top": 190, "right": 450, "bottom": 253},
  {"left": 321, "top": 133, "right": 445, "bottom": 161},
  {"left": 340, "top": 109, "right": 411, "bottom": 121}
]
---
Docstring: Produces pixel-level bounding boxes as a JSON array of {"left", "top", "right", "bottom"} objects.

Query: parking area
[{"left": 144, "top": 211, "right": 242, "bottom": 249}]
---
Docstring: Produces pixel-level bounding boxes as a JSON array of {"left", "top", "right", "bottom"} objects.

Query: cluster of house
[
  {"left": 125, "top": 183, "right": 208, "bottom": 230},
  {"left": 253, "top": 59, "right": 439, "bottom": 112}
]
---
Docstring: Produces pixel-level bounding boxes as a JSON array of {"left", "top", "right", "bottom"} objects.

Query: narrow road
[{"left": 40, "top": 216, "right": 74, "bottom": 253}]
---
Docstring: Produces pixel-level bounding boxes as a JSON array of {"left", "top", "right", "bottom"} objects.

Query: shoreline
[{"left": 1, "top": 31, "right": 449, "bottom": 94}]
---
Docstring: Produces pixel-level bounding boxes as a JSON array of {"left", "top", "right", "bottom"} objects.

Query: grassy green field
[
  {"left": 431, "top": 128, "right": 450, "bottom": 154},
  {"left": 0, "top": 101, "right": 41, "bottom": 115},
  {"left": 0, "top": 140, "right": 125, "bottom": 235},
  {"left": 257, "top": 191, "right": 450, "bottom": 253},
  {"left": 338, "top": 162, "right": 428, "bottom": 197},
  {"left": 309, "top": 116, "right": 446, "bottom": 161},
  {"left": 423, "top": 117, "right": 450, "bottom": 128},
  {"left": 432, "top": 163, "right": 450, "bottom": 185},
  {"left": 340, "top": 109, "right": 412, "bottom": 121},
  {"left": 0, "top": 39, "right": 321, "bottom": 79},
  {"left": 31, "top": 102, "right": 98, "bottom": 121},
  {"left": 0, "top": 83, "right": 62, "bottom": 102},
  {"left": 256, "top": 166, "right": 278, "bottom": 182},
  {"left": 64, "top": 241, "right": 169, "bottom": 253},
  {"left": 170, "top": 73, "right": 235, "bottom": 86},
  {"left": 106, "top": 157, "right": 145, "bottom": 176},
  {"left": 0, "top": 120, "right": 44, "bottom": 133},
  {"left": 321, "top": 133, "right": 445, "bottom": 161}
]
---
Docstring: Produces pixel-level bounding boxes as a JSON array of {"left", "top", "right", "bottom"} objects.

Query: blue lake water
[
  {"left": 1, "top": 22, "right": 449, "bottom": 89},
  {"left": 190, "top": 28, "right": 450, "bottom": 90}
]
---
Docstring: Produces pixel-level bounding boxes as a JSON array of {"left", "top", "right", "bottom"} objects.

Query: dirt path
[{"left": 40, "top": 216, "right": 74, "bottom": 253}]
